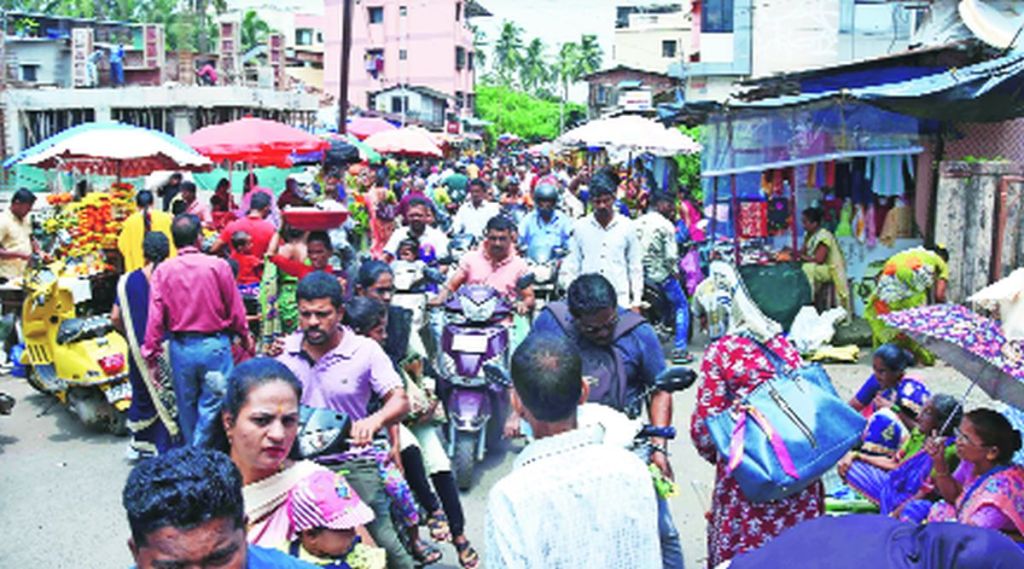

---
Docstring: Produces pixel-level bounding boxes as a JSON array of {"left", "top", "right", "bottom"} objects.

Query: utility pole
[{"left": 338, "top": 0, "right": 353, "bottom": 134}]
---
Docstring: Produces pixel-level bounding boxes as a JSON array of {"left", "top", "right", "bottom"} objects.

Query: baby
[{"left": 285, "top": 470, "right": 385, "bottom": 569}]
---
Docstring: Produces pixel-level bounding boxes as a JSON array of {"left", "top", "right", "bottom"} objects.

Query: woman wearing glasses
[{"left": 925, "top": 408, "right": 1024, "bottom": 540}]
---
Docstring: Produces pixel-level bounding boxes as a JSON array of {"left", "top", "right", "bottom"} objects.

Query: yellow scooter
[{"left": 19, "top": 259, "right": 131, "bottom": 434}]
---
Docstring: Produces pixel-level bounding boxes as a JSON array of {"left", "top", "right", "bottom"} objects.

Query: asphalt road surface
[{"left": 0, "top": 346, "right": 995, "bottom": 568}]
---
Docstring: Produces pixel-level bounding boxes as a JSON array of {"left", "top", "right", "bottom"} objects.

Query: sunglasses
[{"left": 577, "top": 310, "right": 619, "bottom": 336}]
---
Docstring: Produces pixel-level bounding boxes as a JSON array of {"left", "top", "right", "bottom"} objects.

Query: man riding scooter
[
  {"left": 518, "top": 183, "right": 572, "bottom": 314},
  {"left": 530, "top": 273, "right": 685, "bottom": 569}
]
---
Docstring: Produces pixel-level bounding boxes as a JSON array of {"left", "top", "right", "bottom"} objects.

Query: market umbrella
[
  {"left": 347, "top": 116, "right": 397, "bottom": 140},
  {"left": 363, "top": 127, "right": 443, "bottom": 158},
  {"left": 556, "top": 115, "right": 702, "bottom": 156},
  {"left": 184, "top": 117, "right": 329, "bottom": 168},
  {"left": 4, "top": 121, "right": 212, "bottom": 178},
  {"left": 880, "top": 304, "right": 1024, "bottom": 408}
]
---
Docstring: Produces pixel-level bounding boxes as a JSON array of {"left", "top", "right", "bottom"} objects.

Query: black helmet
[{"left": 534, "top": 182, "right": 558, "bottom": 202}]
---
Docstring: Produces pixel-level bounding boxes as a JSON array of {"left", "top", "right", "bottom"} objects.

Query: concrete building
[
  {"left": 583, "top": 65, "right": 678, "bottom": 118},
  {"left": 323, "top": 0, "right": 489, "bottom": 116},
  {"left": 370, "top": 85, "right": 451, "bottom": 129},
  {"left": 613, "top": 4, "right": 692, "bottom": 75},
  {"left": 678, "top": 0, "right": 919, "bottom": 101}
]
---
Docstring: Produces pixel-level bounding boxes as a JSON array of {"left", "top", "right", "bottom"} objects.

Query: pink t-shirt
[{"left": 457, "top": 247, "right": 529, "bottom": 300}]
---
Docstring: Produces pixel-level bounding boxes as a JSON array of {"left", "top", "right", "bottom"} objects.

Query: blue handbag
[{"left": 705, "top": 340, "right": 866, "bottom": 503}]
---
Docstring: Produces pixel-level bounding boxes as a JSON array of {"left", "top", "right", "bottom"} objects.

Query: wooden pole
[{"left": 338, "top": 0, "right": 353, "bottom": 134}]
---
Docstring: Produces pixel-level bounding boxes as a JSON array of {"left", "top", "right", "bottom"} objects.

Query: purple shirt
[
  {"left": 276, "top": 326, "right": 402, "bottom": 420},
  {"left": 143, "top": 247, "right": 249, "bottom": 359}
]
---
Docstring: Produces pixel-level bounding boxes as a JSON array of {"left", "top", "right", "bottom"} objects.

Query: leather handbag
[{"left": 705, "top": 341, "right": 866, "bottom": 503}]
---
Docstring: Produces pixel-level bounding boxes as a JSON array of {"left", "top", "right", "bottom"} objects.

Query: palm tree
[
  {"left": 519, "top": 37, "right": 549, "bottom": 95},
  {"left": 470, "top": 23, "right": 488, "bottom": 72},
  {"left": 493, "top": 19, "right": 523, "bottom": 88},
  {"left": 556, "top": 41, "right": 581, "bottom": 134},
  {"left": 240, "top": 9, "right": 272, "bottom": 54},
  {"left": 578, "top": 34, "right": 603, "bottom": 76}
]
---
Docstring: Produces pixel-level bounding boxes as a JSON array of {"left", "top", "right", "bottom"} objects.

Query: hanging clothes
[
  {"left": 737, "top": 200, "right": 768, "bottom": 238},
  {"left": 850, "top": 158, "right": 872, "bottom": 205},
  {"left": 866, "top": 155, "right": 914, "bottom": 197},
  {"left": 835, "top": 200, "right": 853, "bottom": 237},
  {"left": 878, "top": 198, "right": 914, "bottom": 246}
]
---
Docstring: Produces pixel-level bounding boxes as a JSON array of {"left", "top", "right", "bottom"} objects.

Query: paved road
[{"left": 0, "top": 348, "right": 992, "bottom": 568}]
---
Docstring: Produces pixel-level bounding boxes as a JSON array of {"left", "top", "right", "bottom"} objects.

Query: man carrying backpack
[{"left": 523, "top": 273, "right": 684, "bottom": 569}]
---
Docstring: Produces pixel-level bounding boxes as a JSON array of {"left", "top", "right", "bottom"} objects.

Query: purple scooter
[{"left": 439, "top": 284, "right": 514, "bottom": 490}]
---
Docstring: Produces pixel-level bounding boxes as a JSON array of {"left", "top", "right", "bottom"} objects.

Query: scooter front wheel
[
  {"left": 25, "top": 366, "right": 49, "bottom": 395},
  {"left": 453, "top": 433, "right": 478, "bottom": 491}
]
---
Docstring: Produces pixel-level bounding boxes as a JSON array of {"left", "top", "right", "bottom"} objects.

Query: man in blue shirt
[
  {"left": 518, "top": 181, "right": 572, "bottom": 261},
  {"left": 123, "top": 447, "right": 315, "bottom": 569},
  {"left": 528, "top": 273, "right": 684, "bottom": 569}
]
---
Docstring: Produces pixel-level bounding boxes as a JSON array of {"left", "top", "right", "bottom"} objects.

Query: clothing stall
[{"left": 702, "top": 95, "right": 926, "bottom": 324}]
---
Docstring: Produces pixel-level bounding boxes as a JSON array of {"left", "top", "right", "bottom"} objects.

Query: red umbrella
[
  {"left": 347, "top": 116, "right": 397, "bottom": 140},
  {"left": 364, "top": 127, "right": 443, "bottom": 158},
  {"left": 184, "top": 117, "right": 329, "bottom": 167}
]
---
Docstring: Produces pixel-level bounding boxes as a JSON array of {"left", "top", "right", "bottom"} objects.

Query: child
[
  {"left": 285, "top": 470, "right": 386, "bottom": 569},
  {"left": 230, "top": 230, "right": 263, "bottom": 286}
]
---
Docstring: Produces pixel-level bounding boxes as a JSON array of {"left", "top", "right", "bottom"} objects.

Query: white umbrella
[
  {"left": 364, "top": 127, "right": 443, "bottom": 158},
  {"left": 557, "top": 115, "right": 701, "bottom": 156}
]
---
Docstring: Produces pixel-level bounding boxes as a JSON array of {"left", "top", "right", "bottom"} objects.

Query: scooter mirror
[
  {"left": 653, "top": 366, "right": 697, "bottom": 393},
  {"left": 516, "top": 273, "right": 535, "bottom": 290}
]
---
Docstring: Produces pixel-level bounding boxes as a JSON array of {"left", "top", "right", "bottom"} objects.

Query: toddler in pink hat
[{"left": 284, "top": 470, "right": 385, "bottom": 569}]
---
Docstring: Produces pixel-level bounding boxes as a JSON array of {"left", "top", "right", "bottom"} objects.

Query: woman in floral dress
[{"left": 691, "top": 262, "right": 824, "bottom": 567}]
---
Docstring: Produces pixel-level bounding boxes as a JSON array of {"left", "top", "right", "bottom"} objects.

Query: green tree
[
  {"left": 475, "top": 84, "right": 585, "bottom": 145},
  {"left": 555, "top": 41, "right": 581, "bottom": 133},
  {"left": 578, "top": 34, "right": 603, "bottom": 75},
  {"left": 493, "top": 19, "right": 523, "bottom": 88},
  {"left": 674, "top": 125, "right": 703, "bottom": 200},
  {"left": 519, "top": 38, "right": 549, "bottom": 95},
  {"left": 240, "top": 9, "right": 272, "bottom": 54},
  {"left": 470, "top": 23, "right": 488, "bottom": 75}
]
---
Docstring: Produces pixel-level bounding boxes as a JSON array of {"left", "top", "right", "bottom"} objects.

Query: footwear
[
  {"left": 454, "top": 539, "right": 479, "bottom": 569},
  {"left": 426, "top": 511, "right": 451, "bottom": 542},
  {"left": 672, "top": 350, "right": 694, "bottom": 364},
  {"left": 410, "top": 538, "right": 442, "bottom": 566}
]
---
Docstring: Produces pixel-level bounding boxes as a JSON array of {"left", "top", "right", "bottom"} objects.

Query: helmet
[{"left": 534, "top": 183, "right": 558, "bottom": 202}]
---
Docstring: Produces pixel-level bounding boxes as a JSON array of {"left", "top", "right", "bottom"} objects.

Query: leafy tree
[
  {"left": 578, "top": 34, "right": 603, "bottom": 76},
  {"left": 493, "top": 19, "right": 523, "bottom": 87},
  {"left": 674, "top": 125, "right": 703, "bottom": 200},
  {"left": 475, "top": 84, "right": 584, "bottom": 145},
  {"left": 519, "top": 38, "right": 549, "bottom": 95},
  {"left": 470, "top": 23, "right": 488, "bottom": 74},
  {"left": 240, "top": 9, "right": 272, "bottom": 54}
]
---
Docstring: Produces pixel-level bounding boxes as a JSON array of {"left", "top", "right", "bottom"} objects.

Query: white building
[{"left": 613, "top": 4, "right": 692, "bottom": 75}]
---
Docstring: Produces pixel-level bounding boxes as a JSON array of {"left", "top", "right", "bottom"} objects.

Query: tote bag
[{"left": 706, "top": 341, "right": 865, "bottom": 503}]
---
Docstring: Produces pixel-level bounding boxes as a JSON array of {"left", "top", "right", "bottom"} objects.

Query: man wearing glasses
[{"left": 529, "top": 272, "right": 684, "bottom": 569}]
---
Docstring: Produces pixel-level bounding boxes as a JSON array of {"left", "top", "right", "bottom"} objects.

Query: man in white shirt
[
  {"left": 486, "top": 332, "right": 660, "bottom": 569},
  {"left": 561, "top": 167, "right": 643, "bottom": 309},
  {"left": 384, "top": 196, "right": 449, "bottom": 261},
  {"left": 451, "top": 178, "right": 501, "bottom": 238}
]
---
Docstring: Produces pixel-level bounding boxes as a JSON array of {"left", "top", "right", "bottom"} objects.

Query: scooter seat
[{"left": 57, "top": 316, "right": 114, "bottom": 345}]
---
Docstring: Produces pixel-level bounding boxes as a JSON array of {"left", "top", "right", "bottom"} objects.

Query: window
[
  {"left": 316, "top": 32, "right": 323, "bottom": 43},
  {"left": 456, "top": 2, "right": 462, "bottom": 21},
  {"left": 455, "top": 90, "right": 464, "bottom": 109},
  {"left": 702, "top": 0, "right": 734, "bottom": 33},
  {"left": 21, "top": 64, "right": 38, "bottom": 82},
  {"left": 596, "top": 84, "right": 609, "bottom": 104},
  {"left": 662, "top": 39, "right": 677, "bottom": 58},
  {"left": 295, "top": 28, "right": 313, "bottom": 46},
  {"left": 467, "top": 51, "right": 474, "bottom": 71},
  {"left": 399, "top": 5, "right": 407, "bottom": 16},
  {"left": 391, "top": 95, "right": 408, "bottom": 113},
  {"left": 455, "top": 46, "right": 466, "bottom": 71},
  {"left": 399, "top": 49, "right": 408, "bottom": 60},
  {"left": 368, "top": 6, "right": 384, "bottom": 24}
]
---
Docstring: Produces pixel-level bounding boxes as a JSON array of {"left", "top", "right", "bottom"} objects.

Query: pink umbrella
[
  {"left": 184, "top": 117, "right": 329, "bottom": 168},
  {"left": 347, "top": 116, "right": 397, "bottom": 140},
  {"left": 364, "top": 127, "right": 443, "bottom": 158}
]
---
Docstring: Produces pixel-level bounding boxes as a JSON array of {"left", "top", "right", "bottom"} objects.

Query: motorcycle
[
  {"left": 524, "top": 246, "right": 567, "bottom": 317},
  {"left": 391, "top": 260, "right": 445, "bottom": 358},
  {"left": 438, "top": 284, "right": 514, "bottom": 490},
  {"left": 20, "top": 259, "right": 131, "bottom": 434}
]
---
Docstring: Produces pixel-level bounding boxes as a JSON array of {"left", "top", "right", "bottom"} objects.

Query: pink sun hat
[{"left": 287, "top": 471, "right": 375, "bottom": 540}]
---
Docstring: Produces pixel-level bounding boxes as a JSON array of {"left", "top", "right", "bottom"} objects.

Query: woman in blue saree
[{"left": 111, "top": 231, "right": 180, "bottom": 458}]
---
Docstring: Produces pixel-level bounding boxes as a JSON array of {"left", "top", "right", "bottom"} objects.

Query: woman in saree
[
  {"left": 116, "top": 190, "right": 175, "bottom": 273},
  {"left": 111, "top": 231, "right": 179, "bottom": 458},
  {"left": 925, "top": 408, "right": 1024, "bottom": 540},
  {"left": 213, "top": 357, "right": 375, "bottom": 552},
  {"left": 864, "top": 246, "right": 949, "bottom": 366},
  {"left": 799, "top": 206, "right": 850, "bottom": 313}
]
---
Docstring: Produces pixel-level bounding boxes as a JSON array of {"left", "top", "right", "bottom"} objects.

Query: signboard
[{"left": 620, "top": 89, "right": 653, "bottom": 112}]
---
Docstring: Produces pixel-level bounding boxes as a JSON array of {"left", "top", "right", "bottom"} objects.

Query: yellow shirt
[
  {"left": 116, "top": 209, "right": 176, "bottom": 272},
  {"left": 0, "top": 209, "right": 33, "bottom": 281}
]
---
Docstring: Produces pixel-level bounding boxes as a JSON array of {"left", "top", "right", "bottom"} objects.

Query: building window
[
  {"left": 455, "top": 90, "right": 464, "bottom": 109},
  {"left": 391, "top": 95, "right": 408, "bottom": 113},
  {"left": 295, "top": 28, "right": 313, "bottom": 46},
  {"left": 399, "top": 5, "right": 407, "bottom": 16},
  {"left": 455, "top": 46, "right": 466, "bottom": 70},
  {"left": 316, "top": 31, "right": 323, "bottom": 43},
  {"left": 467, "top": 51, "right": 474, "bottom": 71},
  {"left": 399, "top": 49, "right": 408, "bottom": 60},
  {"left": 456, "top": 2, "right": 462, "bottom": 21},
  {"left": 702, "top": 0, "right": 734, "bottom": 32},
  {"left": 662, "top": 39, "right": 677, "bottom": 58},
  {"left": 596, "top": 84, "right": 609, "bottom": 104},
  {"left": 20, "top": 64, "right": 38, "bottom": 82},
  {"left": 368, "top": 6, "right": 384, "bottom": 24}
]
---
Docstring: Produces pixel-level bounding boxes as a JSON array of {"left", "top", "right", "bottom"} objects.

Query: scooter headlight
[{"left": 461, "top": 296, "right": 497, "bottom": 323}]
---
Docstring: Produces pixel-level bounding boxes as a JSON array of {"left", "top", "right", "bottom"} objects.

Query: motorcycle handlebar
[{"left": 637, "top": 425, "right": 676, "bottom": 440}]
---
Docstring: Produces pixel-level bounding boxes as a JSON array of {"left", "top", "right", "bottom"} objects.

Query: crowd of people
[{"left": 2, "top": 149, "right": 1022, "bottom": 569}]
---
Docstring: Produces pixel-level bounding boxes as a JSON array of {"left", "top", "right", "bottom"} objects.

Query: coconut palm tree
[
  {"left": 519, "top": 37, "right": 550, "bottom": 95},
  {"left": 578, "top": 34, "right": 603, "bottom": 75},
  {"left": 240, "top": 9, "right": 272, "bottom": 54},
  {"left": 493, "top": 19, "right": 523, "bottom": 88},
  {"left": 555, "top": 41, "right": 581, "bottom": 134},
  {"left": 470, "top": 23, "right": 488, "bottom": 73}
]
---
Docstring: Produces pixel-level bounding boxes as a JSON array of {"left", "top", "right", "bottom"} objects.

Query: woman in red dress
[{"left": 690, "top": 261, "right": 824, "bottom": 567}]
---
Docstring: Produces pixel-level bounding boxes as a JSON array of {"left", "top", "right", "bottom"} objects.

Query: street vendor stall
[{"left": 701, "top": 96, "right": 926, "bottom": 327}]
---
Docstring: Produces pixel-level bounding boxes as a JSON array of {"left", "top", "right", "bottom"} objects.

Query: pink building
[{"left": 323, "top": 0, "right": 487, "bottom": 118}]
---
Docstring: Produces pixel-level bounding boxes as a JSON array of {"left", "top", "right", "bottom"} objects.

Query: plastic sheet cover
[{"left": 702, "top": 99, "right": 921, "bottom": 178}]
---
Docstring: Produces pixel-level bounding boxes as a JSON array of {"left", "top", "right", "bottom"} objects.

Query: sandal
[
  {"left": 426, "top": 511, "right": 451, "bottom": 542},
  {"left": 410, "top": 538, "right": 442, "bottom": 566},
  {"left": 454, "top": 539, "right": 479, "bottom": 569}
]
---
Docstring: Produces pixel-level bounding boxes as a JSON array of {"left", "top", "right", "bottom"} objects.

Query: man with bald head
[{"left": 485, "top": 332, "right": 660, "bottom": 569}]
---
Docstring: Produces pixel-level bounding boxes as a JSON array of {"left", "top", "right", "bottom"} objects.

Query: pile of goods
[{"left": 39, "top": 183, "right": 136, "bottom": 276}]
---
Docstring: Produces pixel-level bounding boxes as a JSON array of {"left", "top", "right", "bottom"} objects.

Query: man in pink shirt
[
  {"left": 442, "top": 215, "right": 535, "bottom": 315},
  {"left": 177, "top": 181, "right": 213, "bottom": 227},
  {"left": 144, "top": 213, "right": 251, "bottom": 447}
]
